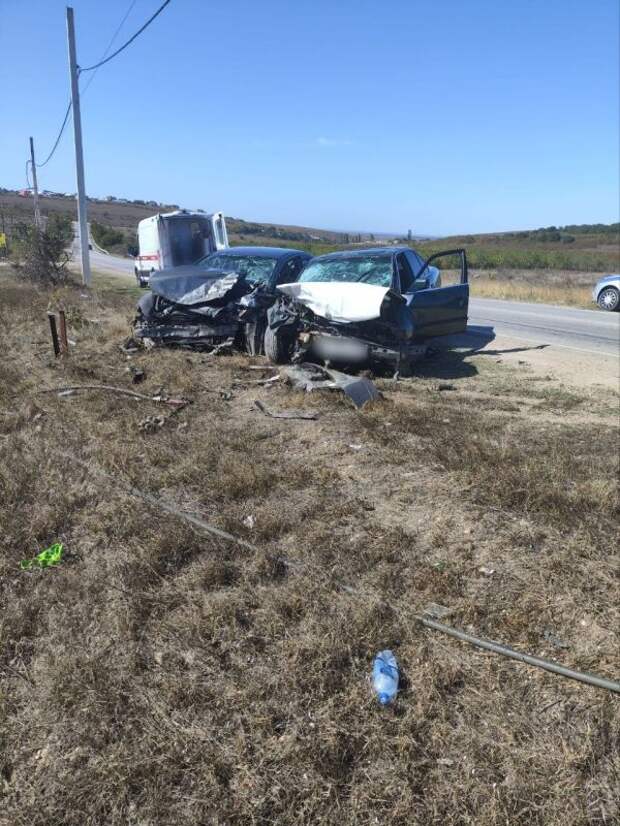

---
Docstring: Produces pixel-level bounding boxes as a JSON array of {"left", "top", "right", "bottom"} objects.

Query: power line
[
  {"left": 36, "top": 101, "right": 72, "bottom": 167},
  {"left": 79, "top": 0, "right": 173, "bottom": 72},
  {"left": 33, "top": 0, "right": 140, "bottom": 169},
  {"left": 81, "top": 0, "right": 139, "bottom": 95}
]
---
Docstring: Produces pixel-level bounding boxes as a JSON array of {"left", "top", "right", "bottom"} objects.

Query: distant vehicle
[
  {"left": 592, "top": 275, "right": 620, "bottom": 311},
  {"left": 134, "top": 210, "right": 229, "bottom": 287},
  {"left": 266, "top": 246, "right": 469, "bottom": 370},
  {"left": 134, "top": 246, "right": 311, "bottom": 353}
]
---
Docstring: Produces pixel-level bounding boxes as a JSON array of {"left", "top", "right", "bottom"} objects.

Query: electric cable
[{"left": 79, "top": 0, "right": 172, "bottom": 72}]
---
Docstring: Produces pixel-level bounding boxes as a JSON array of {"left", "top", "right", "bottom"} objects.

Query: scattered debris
[
  {"left": 478, "top": 566, "right": 495, "bottom": 576},
  {"left": 20, "top": 542, "right": 63, "bottom": 571},
  {"left": 254, "top": 399, "right": 318, "bottom": 420},
  {"left": 543, "top": 629, "right": 569, "bottom": 650},
  {"left": 139, "top": 415, "right": 165, "bottom": 433},
  {"left": 40, "top": 384, "right": 190, "bottom": 409},
  {"left": 130, "top": 366, "right": 145, "bottom": 384},
  {"left": 281, "top": 363, "right": 380, "bottom": 409},
  {"left": 348, "top": 443, "right": 364, "bottom": 451},
  {"left": 437, "top": 382, "right": 456, "bottom": 391},
  {"left": 208, "top": 338, "right": 235, "bottom": 356},
  {"left": 245, "top": 374, "right": 281, "bottom": 386},
  {"left": 423, "top": 602, "right": 453, "bottom": 620},
  {"left": 120, "top": 336, "right": 142, "bottom": 353},
  {"left": 219, "top": 390, "right": 233, "bottom": 401},
  {"left": 243, "top": 515, "right": 256, "bottom": 529}
]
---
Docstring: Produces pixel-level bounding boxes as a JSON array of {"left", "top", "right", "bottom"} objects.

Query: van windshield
[
  {"left": 298, "top": 255, "right": 393, "bottom": 288},
  {"left": 200, "top": 254, "right": 279, "bottom": 285}
]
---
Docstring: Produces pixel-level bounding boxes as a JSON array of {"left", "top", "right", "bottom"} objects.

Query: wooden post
[
  {"left": 58, "top": 309, "right": 69, "bottom": 354},
  {"left": 47, "top": 312, "right": 61, "bottom": 357}
]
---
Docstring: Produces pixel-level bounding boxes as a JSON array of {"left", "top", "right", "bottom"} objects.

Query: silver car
[{"left": 593, "top": 275, "right": 620, "bottom": 311}]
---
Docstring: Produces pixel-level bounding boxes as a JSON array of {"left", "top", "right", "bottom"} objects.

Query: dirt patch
[{"left": 1, "top": 270, "right": 618, "bottom": 826}]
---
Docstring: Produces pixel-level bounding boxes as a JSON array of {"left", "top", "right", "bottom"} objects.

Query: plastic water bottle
[{"left": 372, "top": 650, "right": 399, "bottom": 705}]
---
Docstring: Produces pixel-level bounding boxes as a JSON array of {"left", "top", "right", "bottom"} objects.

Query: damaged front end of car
[
  {"left": 267, "top": 283, "right": 427, "bottom": 371},
  {"left": 134, "top": 269, "right": 253, "bottom": 349}
]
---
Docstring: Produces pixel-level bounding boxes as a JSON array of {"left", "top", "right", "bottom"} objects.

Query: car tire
[
  {"left": 597, "top": 286, "right": 620, "bottom": 311},
  {"left": 264, "top": 325, "right": 293, "bottom": 364},
  {"left": 244, "top": 320, "right": 266, "bottom": 356}
]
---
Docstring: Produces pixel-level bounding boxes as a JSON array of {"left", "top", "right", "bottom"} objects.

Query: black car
[
  {"left": 266, "top": 246, "right": 469, "bottom": 371},
  {"left": 134, "top": 246, "right": 311, "bottom": 352}
]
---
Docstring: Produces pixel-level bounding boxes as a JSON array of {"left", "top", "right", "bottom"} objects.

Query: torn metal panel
[
  {"left": 150, "top": 269, "right": 251, "bottom": 306},
  {"left": 281, "top": 363, "right": 380, "bottom": 409}
]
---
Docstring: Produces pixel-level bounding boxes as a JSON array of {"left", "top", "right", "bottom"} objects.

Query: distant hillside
[
  {"left": 0, "top": 190, "right": 387, "bottom": 247},
  {"left": 1, "top": 187, "right": 618, "bottom": 270}
]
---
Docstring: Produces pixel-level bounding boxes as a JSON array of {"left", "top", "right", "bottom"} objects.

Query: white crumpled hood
[{"left": 277, "top": 281, "right": 390, "bottom": 324}]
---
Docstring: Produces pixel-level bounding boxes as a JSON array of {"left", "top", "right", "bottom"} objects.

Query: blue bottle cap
[{"left": 378, "top": 692, "right": 390, "bottom": 705}]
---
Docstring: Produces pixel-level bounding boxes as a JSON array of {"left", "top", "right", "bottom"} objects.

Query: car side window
[
  {"left": 395, "top": 253, "right": 415, "bottom": 293},
  {"left": 277, "top": 257, "right": 304, "bottom": 284}
]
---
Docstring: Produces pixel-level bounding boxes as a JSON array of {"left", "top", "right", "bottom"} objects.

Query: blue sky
[{"left": 1, "top": 0, "right": 618, "bottom": 235}]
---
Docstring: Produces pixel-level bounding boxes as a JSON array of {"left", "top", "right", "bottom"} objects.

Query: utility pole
[
  {"left": 29, "top": 137, "right": 42, "bottom": 230},
  {"left": 66, "top": 6, "right": 91, "bottom": 286}
]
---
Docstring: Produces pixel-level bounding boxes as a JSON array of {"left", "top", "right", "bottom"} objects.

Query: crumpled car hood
[
  {"left": 277, "top": 281, "right": 392, "bottom": 324},
  {"left": 150, "top": 267, "right": 246, "bottom": 307}
]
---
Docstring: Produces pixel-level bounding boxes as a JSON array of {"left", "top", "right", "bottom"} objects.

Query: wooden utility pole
[
  {"left": 29, "top": 137, "right": 42, "bottom": 230},
  {"left": 66, "top": 6, "right": 91, "bottom": 286}
]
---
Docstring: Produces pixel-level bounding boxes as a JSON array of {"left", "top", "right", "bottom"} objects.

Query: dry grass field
[
  {"left": 469, "top": 269, "right": 597, "bottom": 308},
  {"left": 1, "top": 269, "right": 618, "bottom": 825}
]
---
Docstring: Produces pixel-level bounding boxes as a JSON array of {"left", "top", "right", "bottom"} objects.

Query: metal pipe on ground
[{"left": 418, "top": 616, "right": 620, "bottom": 694}]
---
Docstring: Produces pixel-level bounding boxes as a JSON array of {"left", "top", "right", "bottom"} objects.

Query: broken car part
[{"left": 281, "top": 363, "right": 380, "bottom": 409}]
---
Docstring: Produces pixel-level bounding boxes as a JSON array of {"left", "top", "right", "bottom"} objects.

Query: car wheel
[
  {"left": 597, "top": 286, "right": 620, "bottom": 311},
  {"left": 264, "top": 325, "right": 293, "bottom": 364},
  {"left": 244, "top": 320, "right": 266, "bottom": 356}
]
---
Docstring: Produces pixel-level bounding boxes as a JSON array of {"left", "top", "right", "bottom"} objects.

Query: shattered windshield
[
  {"left": 200, "top": 254, "right": 279, "bottom": 285},
  {"left": 298, "top": 255, "right": 393, "bottom": 288}
]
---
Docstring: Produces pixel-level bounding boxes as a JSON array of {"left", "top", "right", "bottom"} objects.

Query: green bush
[{"left": 10, "top": 221, "right": 71, "bottom": 285}]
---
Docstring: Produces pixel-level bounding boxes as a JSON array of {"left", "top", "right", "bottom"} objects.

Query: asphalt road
[
  {"left": 468, "top": 296, "right": 620, "bottom": 358},
  {"left": 71, "top": 233, "right": 619, "bottom": 359},
  {"left": 71, "top": 222, "right": 135, "bottom": 276}
]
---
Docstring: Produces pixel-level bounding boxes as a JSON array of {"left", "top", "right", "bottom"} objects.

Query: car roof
[
  {"left": 211, "top": 246, "right": 310, "bottom": 259},
  {"left": 310, "top": 246, "right": 410, "bottom": 262}
]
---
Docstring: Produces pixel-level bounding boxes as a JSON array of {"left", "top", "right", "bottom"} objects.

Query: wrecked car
[
  {"left": 134, "top": 246, "right": 311, "bottom": 350},
  {"left": 265, "top": 246, "right": 469, "bottom": 372}
]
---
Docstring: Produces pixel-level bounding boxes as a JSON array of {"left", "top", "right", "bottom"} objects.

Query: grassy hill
[{"left": 2, "top": 188, "right": 618, "bottom": 272}]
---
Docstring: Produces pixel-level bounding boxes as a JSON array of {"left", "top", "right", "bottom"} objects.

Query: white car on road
[{"left": 593, "top": 275, "right": 620, "bottom": 311}]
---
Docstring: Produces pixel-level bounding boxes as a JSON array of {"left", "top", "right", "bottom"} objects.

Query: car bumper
[{"left": 302, "top": 331, "right": 427, "bottom": 366}]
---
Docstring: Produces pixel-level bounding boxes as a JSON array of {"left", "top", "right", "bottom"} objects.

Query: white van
[{"left": 135, "top": 210, "right": 229, "bottom": 287}]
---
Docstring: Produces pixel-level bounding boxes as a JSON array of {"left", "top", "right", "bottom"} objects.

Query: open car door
[
  {"left": 209, "top": 212, "right": 229, "bottom": 251},
  {"left": 406, "top": 248, "right": 469, "bottom": 339}
]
